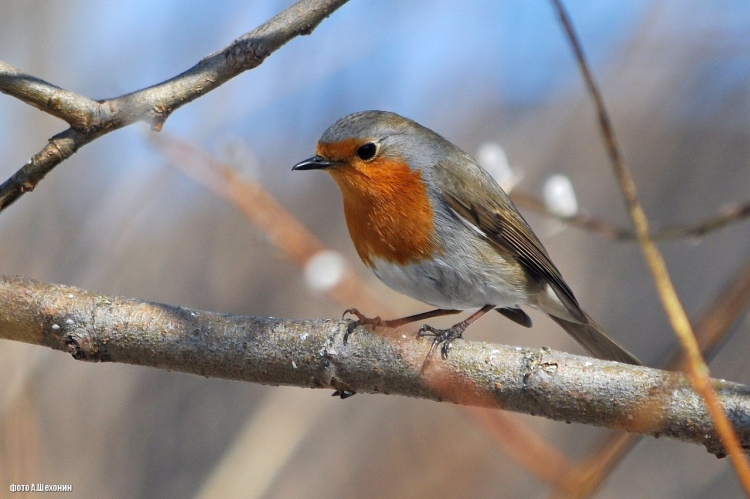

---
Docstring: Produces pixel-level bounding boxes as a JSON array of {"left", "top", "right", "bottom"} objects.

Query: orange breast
[{"left": 318, "top": 142, "right": 439, "bottom": 267}]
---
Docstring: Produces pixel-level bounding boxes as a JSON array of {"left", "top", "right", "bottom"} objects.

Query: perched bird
[{"left": 293, "top": 111, "right": 640, "bottom": 365}]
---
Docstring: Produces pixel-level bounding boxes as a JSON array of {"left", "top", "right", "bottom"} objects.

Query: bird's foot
[
  {"left": 331, "top": 390, "right": 356, "bottom": 399},
  {"left": 417, "top": 323, "right": 467, "bottom": 360},
  {"left": 342, "top": 308, "right": 384, "bottom": 345}
]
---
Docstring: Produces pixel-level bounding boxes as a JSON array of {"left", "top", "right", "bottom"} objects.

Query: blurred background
[{"left": 1, "top": 0, "right": 750, "bottom": 497}]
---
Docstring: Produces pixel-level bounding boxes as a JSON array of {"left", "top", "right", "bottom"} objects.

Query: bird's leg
[
  {"left": 417, "top": 304, "right": 494, "bottom": 359},
  {"left": 342, "top": 308, "right": 461, "bottom": 344},
  {"left": 383, "top": 308, "right": 462, "bottom": 327},
  {"left": 336, "top": 307, "right": 463, "bottom": 400}
]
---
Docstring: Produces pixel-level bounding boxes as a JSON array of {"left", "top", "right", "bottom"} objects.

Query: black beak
[{"left": 292, "top": 155, "right": 335, "bottom": 171}]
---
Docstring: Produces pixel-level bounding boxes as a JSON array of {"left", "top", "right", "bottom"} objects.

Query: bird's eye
[{"left": 356, "top": 142, "right": 377, "bottom": 161}]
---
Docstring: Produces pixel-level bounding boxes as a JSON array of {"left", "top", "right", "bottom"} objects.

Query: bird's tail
[{"left": 547, "top": 312, "right": 642, "bottom": 366}]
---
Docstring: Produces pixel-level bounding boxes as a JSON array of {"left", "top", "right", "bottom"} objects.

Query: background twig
[{"left": 511, "top": 190, "right": 750, "bottom": 242}]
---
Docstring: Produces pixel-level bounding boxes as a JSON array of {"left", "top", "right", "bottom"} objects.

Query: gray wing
[{"left": 432, "top": 157, "right": 586, "bottom": 323}]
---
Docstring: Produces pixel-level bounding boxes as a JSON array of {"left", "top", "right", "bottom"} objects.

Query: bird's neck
[{"left": 329, "top": 161, "right": 439, "bottom": 267}]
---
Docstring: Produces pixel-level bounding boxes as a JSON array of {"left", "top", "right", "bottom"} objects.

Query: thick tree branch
[
  {"left": 0, "top": 0, "right": 349, "bottom": 212},
  {"left": 1, "top": 275, "right": 749, "bottom": 457}
]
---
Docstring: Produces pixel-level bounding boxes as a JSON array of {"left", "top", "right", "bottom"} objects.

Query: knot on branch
[
  {"left": 520, "top": 348, "right": 545, "bottom": 389},
  {"left": 64, "top": 331, "right": 87, "bottom": 360},
  {"left": 225, "top": 38, "right": 272, "bottom": 71},
  {"left": 44, "top": 312, "right": 107, "bottom": 362},
  {"left": 63, "top": 328, "right": 110, "bottom": 362},
  {"left": 149, "top": 105, "right": 169, "bottom": 131}
]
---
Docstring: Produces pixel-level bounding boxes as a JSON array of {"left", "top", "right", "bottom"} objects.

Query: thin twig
[
  {"left": 2, "top": 275, "right": 750, "bottom": 455},
  {"left": 510, "top": 190, "right": 628, "bottom": 240},
  {"left": 0, "top": 0, "right": 350, "bottom": 212},
  {"left": 511, "top": 190, "right": 750, "bottom": 242},
  {"left": 550, "top": 0, "right": 750, "bottom": 492}
]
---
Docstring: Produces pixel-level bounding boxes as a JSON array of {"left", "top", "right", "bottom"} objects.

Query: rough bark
[{"left": 1, "top": 275, "right": 748, "bottom": 458}]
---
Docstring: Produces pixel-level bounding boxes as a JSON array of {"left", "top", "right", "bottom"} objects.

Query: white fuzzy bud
[{"left": 304, "top": 250, "right": 346, "bottom": 292}]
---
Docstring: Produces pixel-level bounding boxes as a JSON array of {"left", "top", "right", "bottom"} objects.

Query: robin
[{"left": 293, "top": 110, "right": 641, "bottom": 365}]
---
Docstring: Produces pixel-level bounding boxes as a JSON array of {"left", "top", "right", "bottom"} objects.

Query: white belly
[{"left": 370, "top": 255, "right": 529, "bottom": 310}]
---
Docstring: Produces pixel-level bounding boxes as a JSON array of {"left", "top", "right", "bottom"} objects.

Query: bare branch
[
  {"left": 1, "top": 275, "right": 750, "bottom": 457},
  {"left": 511, "top": 190, "right": 750, "bottom": 242},
  {"left": 0, "top": 60, "right": 100, "bottom": 128},
  {"left": 0, "top": 0, "right": 349, "bottom": 212}
]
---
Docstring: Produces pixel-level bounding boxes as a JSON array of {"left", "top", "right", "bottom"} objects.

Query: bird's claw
[
  {"left": 417, "top": 324, "right": 464, "bottom": 359},
  {"left": 342, "top": 308, "right": 382, "bottom": 345},
  {"left": 332, "top": 389, "right": 356, "bottom": 399},
  {"left": 342, "top": 307, "right": 363, "bottom": 321}
]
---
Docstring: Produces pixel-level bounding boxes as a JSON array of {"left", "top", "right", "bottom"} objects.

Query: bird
[{"left": 293, "top": 110, "right": 641, "bottom": 365}]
